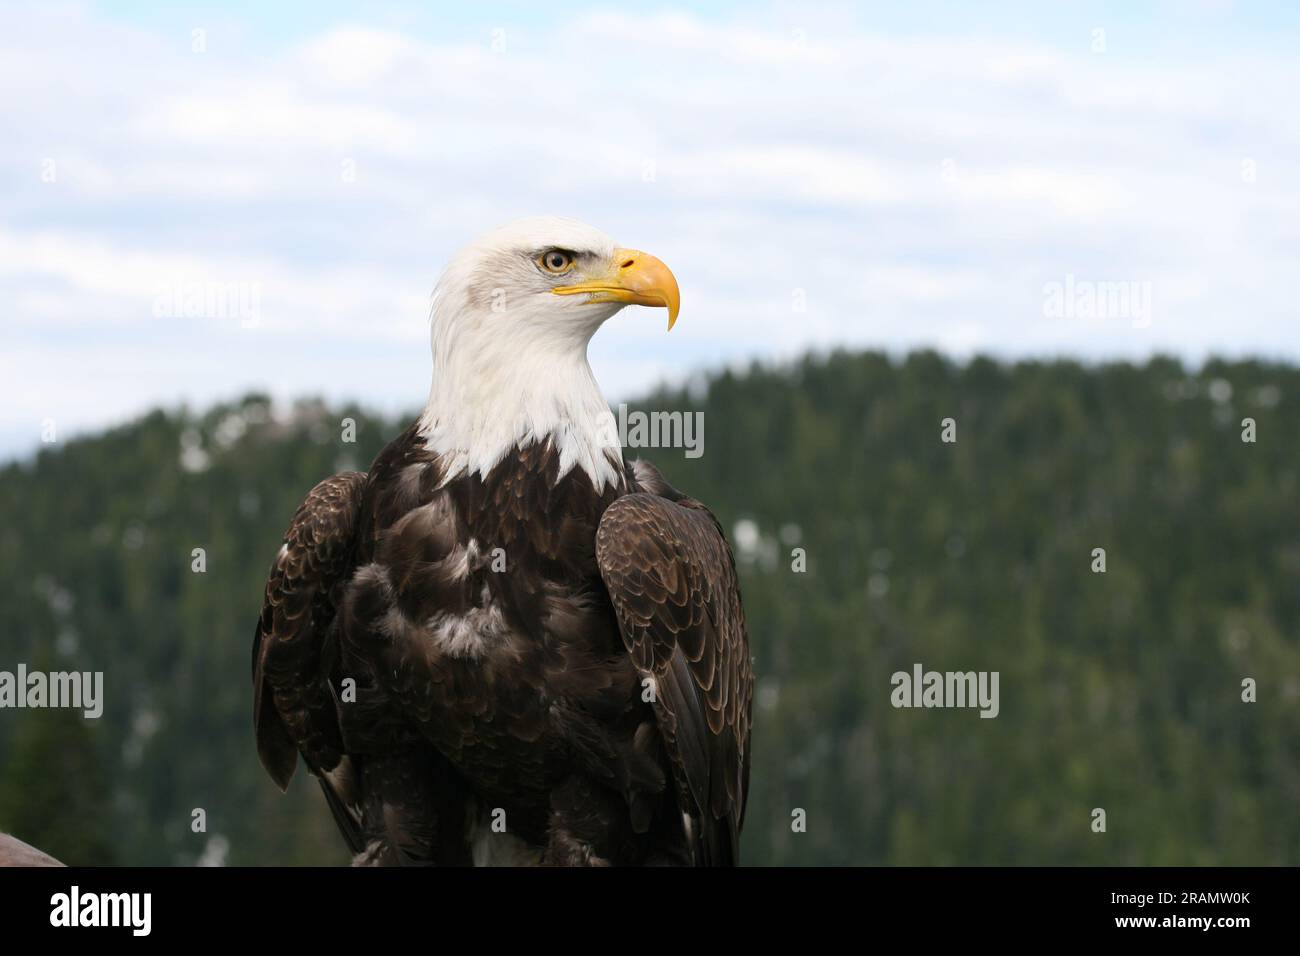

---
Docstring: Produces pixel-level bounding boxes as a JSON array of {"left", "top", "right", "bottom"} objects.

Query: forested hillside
[{"left": 1, "top": 351, "right": 1296, "bottom": 865}]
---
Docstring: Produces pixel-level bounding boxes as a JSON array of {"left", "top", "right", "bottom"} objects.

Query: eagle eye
[{"left": 537, "top": 249, "right": 576, "bottom": 275}]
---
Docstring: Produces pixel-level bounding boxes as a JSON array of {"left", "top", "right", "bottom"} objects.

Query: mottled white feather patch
[{"left": 425, "top": 603, "right": 509, "bottom": 660}]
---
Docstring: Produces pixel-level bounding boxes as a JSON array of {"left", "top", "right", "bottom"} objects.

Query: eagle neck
[{"left": 416, "top": 304, "right": 624, "bottom": 493}]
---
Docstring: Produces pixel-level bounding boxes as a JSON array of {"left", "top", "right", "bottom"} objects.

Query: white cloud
[{"left": 2, "top": 3, "right": 1298, "bottom": 459}]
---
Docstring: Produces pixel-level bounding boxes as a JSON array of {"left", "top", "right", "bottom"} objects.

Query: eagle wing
[
  {"left": 595, "top": 492, "right": 753, "bottom": 865},
  {"left": 253, "top": 472, "right": 366, "bottom": 804}
]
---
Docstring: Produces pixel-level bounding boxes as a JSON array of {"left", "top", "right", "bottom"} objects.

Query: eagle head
[
  {"left": 434, "top": 216, "right": 679, "bottom": 340},
  {"left": 420, "top": 217, "right": 681, "bottom": 489}
]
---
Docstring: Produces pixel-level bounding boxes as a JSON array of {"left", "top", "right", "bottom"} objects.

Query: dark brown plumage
[{"left": 253, "top": 425, "right": 752, "bottom": 866}]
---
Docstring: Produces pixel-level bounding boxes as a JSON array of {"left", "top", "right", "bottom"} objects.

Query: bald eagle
[{"left": 253, "top": 218, "right": 753, "bottom": 866}]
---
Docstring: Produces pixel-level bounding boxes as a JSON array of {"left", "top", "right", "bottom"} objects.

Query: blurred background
[{"left": 1, "top": 1, "right": 1297, "bottom": 865}]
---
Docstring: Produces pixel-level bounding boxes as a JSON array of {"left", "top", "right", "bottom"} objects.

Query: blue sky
[{"left": 3, "top": 1, "right": 1299, "bottom": 460}]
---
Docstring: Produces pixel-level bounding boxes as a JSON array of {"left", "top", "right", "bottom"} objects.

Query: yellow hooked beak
[{"left": 551, "top": 248, "right": 681, "bottom": 330}]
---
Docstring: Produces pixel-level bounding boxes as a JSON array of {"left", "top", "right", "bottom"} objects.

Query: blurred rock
[{"left": 0, "top": 833, "right": 64, "bottom": 867}]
